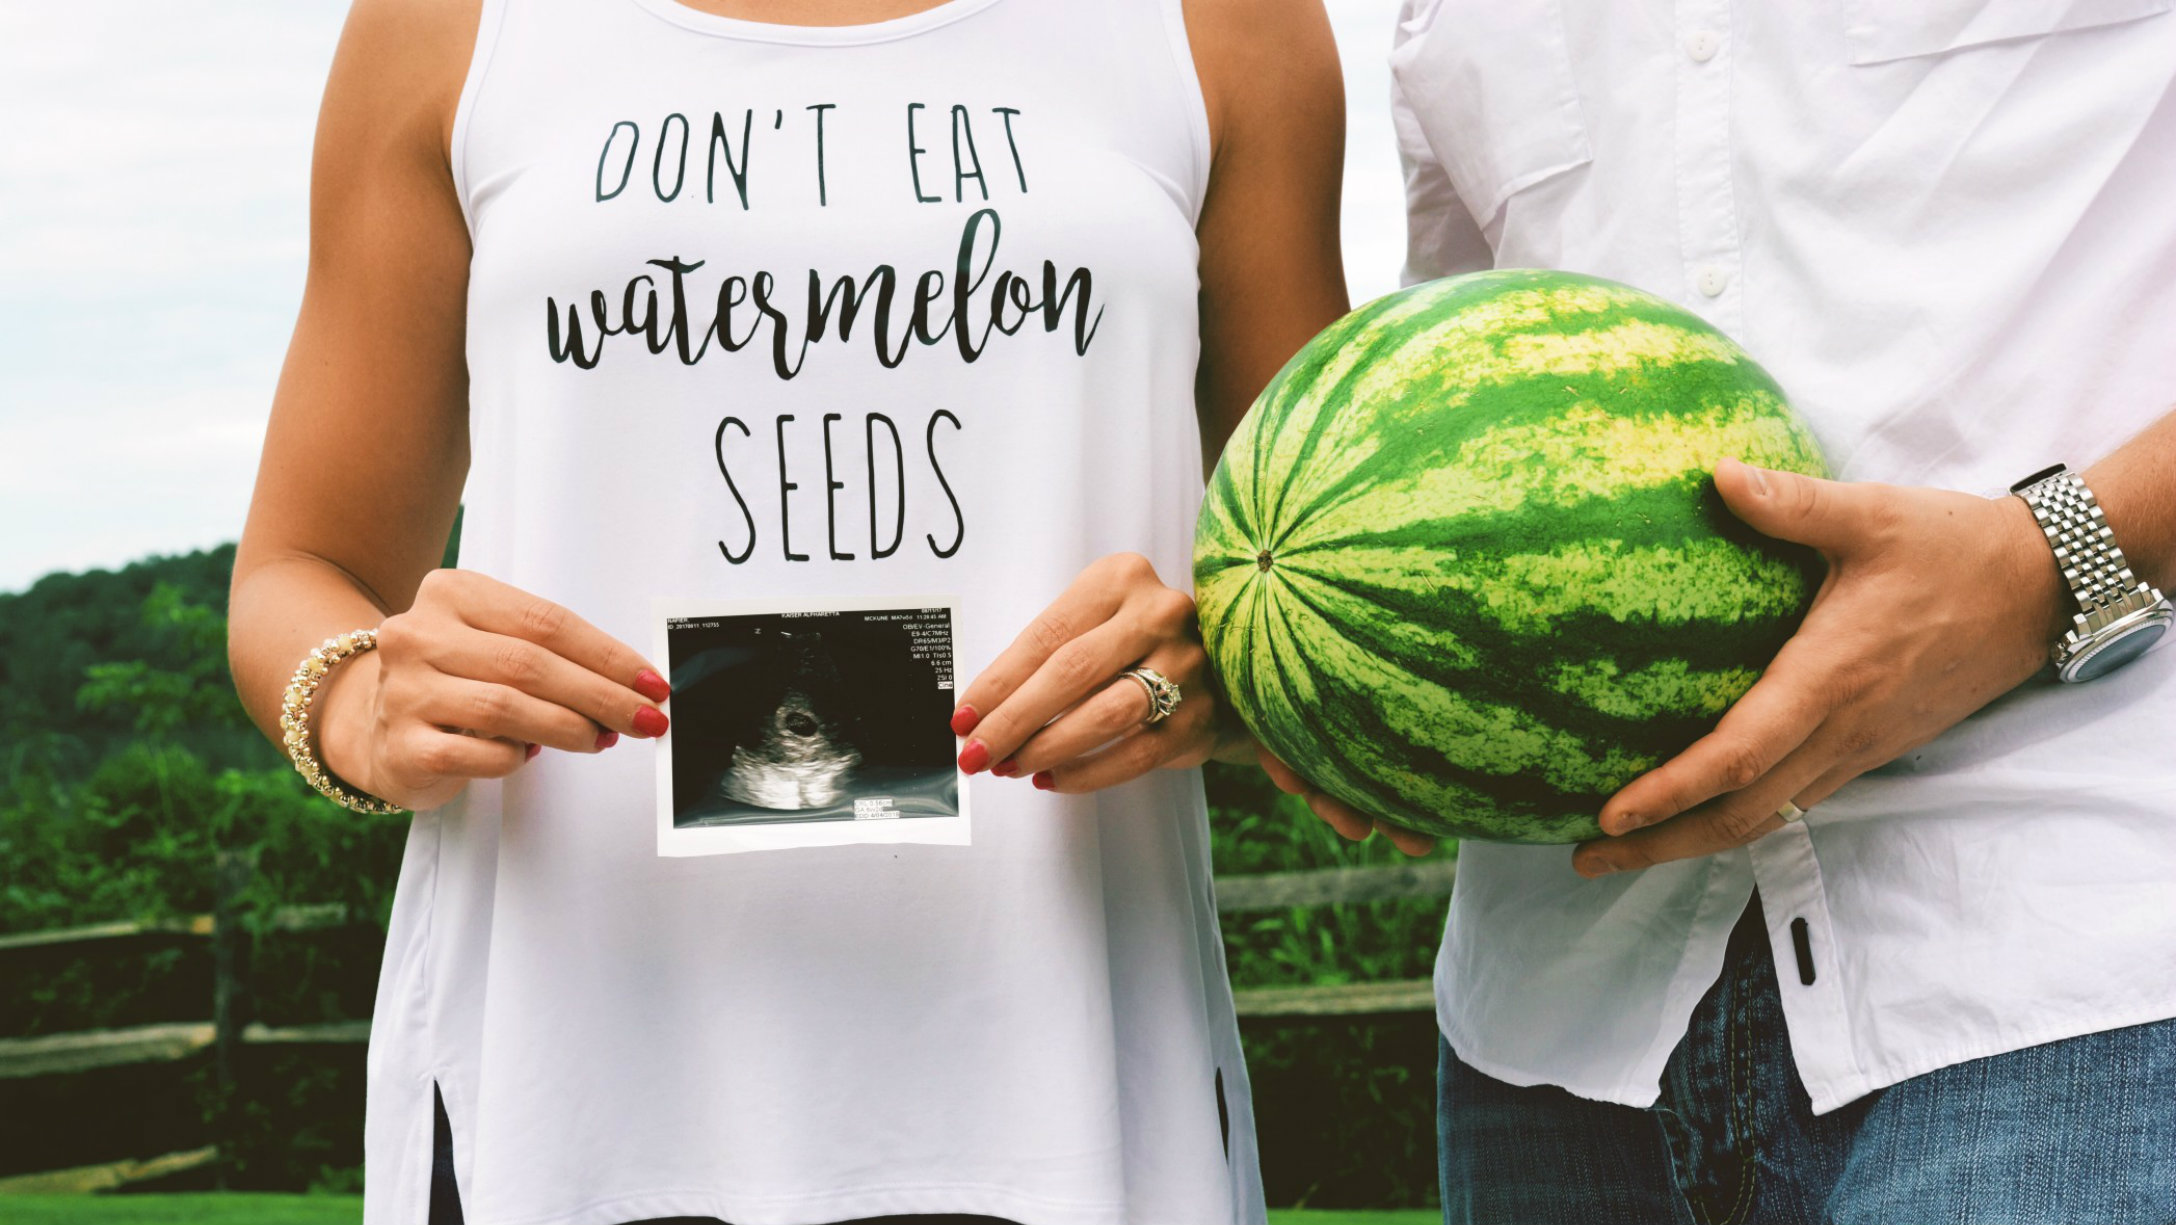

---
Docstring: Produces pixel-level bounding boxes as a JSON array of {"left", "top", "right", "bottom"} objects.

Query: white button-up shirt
[{"left": 1390, "top": 0, "right": 2176, "bottom": 1113}]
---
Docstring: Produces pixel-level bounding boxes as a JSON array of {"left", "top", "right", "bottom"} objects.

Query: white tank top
[{"left": 360, "top": 2, "right": 1263, "bottom": 1222}]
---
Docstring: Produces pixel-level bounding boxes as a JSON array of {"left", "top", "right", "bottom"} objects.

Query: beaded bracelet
[{"left": 279, "top": 628, "right": 407, "bottom": 815}]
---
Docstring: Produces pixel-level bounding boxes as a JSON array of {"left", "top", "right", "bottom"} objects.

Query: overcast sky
[{"left": 0, "top": 0, "right": 1412, "bottom": 595}]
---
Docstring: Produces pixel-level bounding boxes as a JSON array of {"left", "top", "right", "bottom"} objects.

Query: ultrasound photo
[{"left": 652, "top": 597, "right": 970, "bottom": 856}]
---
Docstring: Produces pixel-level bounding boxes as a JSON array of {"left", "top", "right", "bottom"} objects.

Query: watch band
[
  {"left": 2009, "top": 464, "right": 2144, "bottom": 619},
  {"left": 2009, "top": 463, "right": 2175, "bottom": 683}
]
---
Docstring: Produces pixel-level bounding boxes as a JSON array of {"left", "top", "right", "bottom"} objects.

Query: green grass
[
  {"left": 0, "top": 1196, "right": 1440, "bottom": 1224},
  {"left": 0, "top": 1195, "right": 364, "bottom": 1225}
]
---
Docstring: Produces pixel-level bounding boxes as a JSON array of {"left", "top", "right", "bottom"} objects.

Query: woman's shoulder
[{"left": 322, "top": 0, "right": 487, "bottom": 172}]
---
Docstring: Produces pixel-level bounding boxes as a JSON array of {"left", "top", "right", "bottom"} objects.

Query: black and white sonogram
[{"left": 656, "top": 601, "right": 965, "bottom": 846}]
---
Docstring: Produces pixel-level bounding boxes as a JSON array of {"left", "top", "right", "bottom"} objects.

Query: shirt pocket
[
  {"left": 1388, "top": 0, "right": 1592, "bottom": 227},
  {"left": 1839, "top": 0, "right": 2174, "bottom": 65}
]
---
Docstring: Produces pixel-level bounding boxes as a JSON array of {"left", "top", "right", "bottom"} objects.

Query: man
[{"left": 1273, "top": 3, "right": 2176, "bottom": 1221}]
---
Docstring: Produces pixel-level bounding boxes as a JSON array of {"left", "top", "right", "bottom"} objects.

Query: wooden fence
[{"left": 0, "top": 856, "right": 1454, "bottom": 1193}]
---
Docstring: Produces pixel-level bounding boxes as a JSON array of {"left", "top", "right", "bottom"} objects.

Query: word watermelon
[{"left": 1194, "top": 270, "right": 1829, "bottom": 843}]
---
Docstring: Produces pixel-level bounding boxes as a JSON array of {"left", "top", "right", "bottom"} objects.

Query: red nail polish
[
  {"left": 991, "top": 758, "right": 1017, "bottom": 778},
  {"left": 1031, "top": 771, "right": 1054, "bottom": 791},
  {"left": 632, "top": 707, "right": 669, "bottom": 738},
  {"left": 524, "top": 742, "right": 541, "bottom": 761},
  {"left": 958, "top": 740, "right": 990, "bottom": 774},
  {"left": 633, "top": 669, "right": 672, "bottom": 704},
  {"left": 595, "top": 729, "right": 620, "bottom": 750},
  {"left": 949, "top": 704, "right": 980, "bottom": 737}
]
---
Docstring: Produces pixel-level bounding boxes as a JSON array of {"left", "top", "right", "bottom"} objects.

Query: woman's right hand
[
  {"left": 313, "top": 569, "right": 671, "bottom": 811},
  {"left": 1259, "top": 747, "right": 1437, "bottom": 857}
]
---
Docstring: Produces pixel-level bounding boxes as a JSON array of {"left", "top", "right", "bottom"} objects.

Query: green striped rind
[{"left": 1195, "top": 270, "right": 1829, "bottom": 843}]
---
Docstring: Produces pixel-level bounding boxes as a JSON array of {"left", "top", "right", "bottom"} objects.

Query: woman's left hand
[{"left": 952, "top": 552, "right": 1251, "bottom": 792}]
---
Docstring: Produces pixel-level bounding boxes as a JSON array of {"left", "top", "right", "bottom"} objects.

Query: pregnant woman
[{"left": 225, "top": 0, "right": 1346, "bottom": 1222}]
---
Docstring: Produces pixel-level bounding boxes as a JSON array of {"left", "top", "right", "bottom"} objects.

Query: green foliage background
[{"left": 0, "top": 545, "right": 1449, "bottom": 1209}]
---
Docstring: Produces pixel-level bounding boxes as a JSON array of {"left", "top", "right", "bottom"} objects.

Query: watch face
[{"left": 2064, "top": 621, "right": 2169, "bottom": 682}]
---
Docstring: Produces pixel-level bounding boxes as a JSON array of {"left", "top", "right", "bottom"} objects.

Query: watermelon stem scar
[{"left": 1257, "top": 550, "right": 1275, "bottom": 571}]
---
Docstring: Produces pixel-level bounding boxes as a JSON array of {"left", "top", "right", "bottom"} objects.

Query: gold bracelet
[{"left": 279, "top": 628, "right": 406, "bottom": 815}]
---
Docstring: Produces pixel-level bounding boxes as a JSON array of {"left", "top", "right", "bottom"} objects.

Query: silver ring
[
  {"left": 1122, "top": 667, "right": 1183, "bottom": 726},
  {"left": 1776, "top": 800, "right": 1807, "bottom": 825}
]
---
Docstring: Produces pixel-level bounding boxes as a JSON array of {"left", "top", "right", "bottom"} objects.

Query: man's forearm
[{"left": 2081, "top": 407, "right": 2176, "bottom": 593}]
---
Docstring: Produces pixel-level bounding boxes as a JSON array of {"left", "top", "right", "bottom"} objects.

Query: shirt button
[
  {"left": 1685, "top": 30, "right": 1721, "bottom": 62},
  {"left": 1696, "top": 265, "right": 1730, "bottom": 297}
]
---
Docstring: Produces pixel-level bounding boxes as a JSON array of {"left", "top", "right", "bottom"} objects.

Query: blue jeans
[{"left": 1436, "top": 894, "right": 2176, "bottom": 1225}]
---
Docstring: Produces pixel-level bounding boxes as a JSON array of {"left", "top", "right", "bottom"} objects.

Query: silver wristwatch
[{"left": 2009, "top": 463, "right": 2172, "bottom": 682}]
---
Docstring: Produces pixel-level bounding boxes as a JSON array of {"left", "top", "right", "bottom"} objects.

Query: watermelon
[{"left": 1193, "top": 270, "right": 1829, "bottom": 844}]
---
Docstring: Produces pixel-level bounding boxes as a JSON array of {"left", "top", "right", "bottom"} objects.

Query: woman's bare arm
[
  {"left": 1188, "top": 0, "right": 1350, "bottom": 471},
  {"left": 229, "top": 0, "right": 667, "bottom": 810},
  {"left": 229, "top": 0, "right": 478, "bottom": 760}
]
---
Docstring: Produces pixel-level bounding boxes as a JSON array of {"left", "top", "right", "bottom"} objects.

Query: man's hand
[{"left": 1572, "top": 456, "right": 2067, "bottom": 877}]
